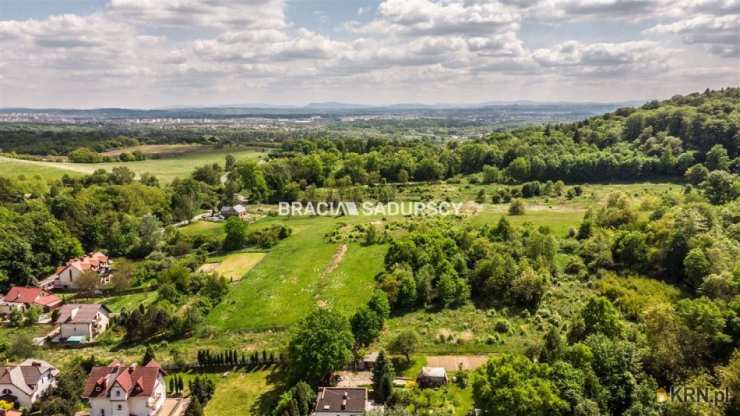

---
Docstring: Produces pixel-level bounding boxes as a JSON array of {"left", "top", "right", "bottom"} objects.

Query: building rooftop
[
  {"left": 56, "top": 304, "right": 109, "bottom": 324},
  {"left": 314, "top": 387, "right": 367, "bottom": 413}
]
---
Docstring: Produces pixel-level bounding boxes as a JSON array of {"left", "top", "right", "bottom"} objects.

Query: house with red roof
[
  {"left": 55, "top": 252, "right": 111, "bottom": 290},
  {"left": 0, "top": 287, "right": 62, "bottom": 316},
  {"left": 0, "top": 359, "right": 59, "bottom": 410},
  {"left": 83, "top": 360, "right": 167, "bottom": 416}
]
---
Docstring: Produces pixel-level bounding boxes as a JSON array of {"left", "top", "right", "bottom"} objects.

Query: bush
[
  {"left": 508, "top": 199, "right": 526, "bottom": 215},
  {"left": 494, "top": 318, "right": 511, "bottom": 334}
]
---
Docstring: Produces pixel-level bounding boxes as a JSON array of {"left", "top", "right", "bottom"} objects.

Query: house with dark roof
[
  {"left": 0, "top": 359, "right": 59, "bottom": 409},
  {"left": 55, "top": 252, "right": 111, "bottom": 290},
  {"left": 220, "top": 204, "right": 248, "bottom": 219},
  {"left": 0, "top": 287, "right": 61, "bottom": 316},
  {"left": 417, "top": 367, "right": 448, "bottom": 388},
  {"left": 55, "top": 304, "right": 110, "bottom": 342},
  {"left": 313, "top": 387, "right": 368, "bottom": 416},
  {"left": 83, "top": 360, "right": 167, "bottom": 416}
]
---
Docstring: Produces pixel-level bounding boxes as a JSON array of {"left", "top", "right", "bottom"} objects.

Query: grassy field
[
  {"left": 204, "top": 371, "right": 283, "bottom": 416},
  {"left": 206, "top": 215, "right": 386, "bottom": 331},
  {"left": 0, "top": 149, "right": 264, "bottom": 182},
  {"left": 0, "top": 157, "right": 86, "bottom": 179},
  {"left": 201, "top": 252, "right": 268, "bottom": 282}
]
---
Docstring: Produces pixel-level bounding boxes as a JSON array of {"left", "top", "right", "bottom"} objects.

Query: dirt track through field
[{"left": 324, "top": 244, "right": 348, "bottom": 274}]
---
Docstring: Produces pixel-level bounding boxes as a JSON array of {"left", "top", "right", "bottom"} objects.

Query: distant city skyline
[{"left": 0, "top": 0, "right": 738, "bottom": 108}]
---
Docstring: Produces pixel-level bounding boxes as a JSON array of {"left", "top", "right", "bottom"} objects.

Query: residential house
[
  {"left": 417, "top": 367, "right": 448, "bottom": 388},
  {"left": 313, "top": 387, "right": 369, "bottom": 416},
  {"left": 55, "top": 304, "right": 110, "bottom": 342},
  {"left": 56, "top": 252, "right": 111, "bottom": 290},
  {"left": 0, "top": 287, "right": 61, "bottom": 316},
  {"left": 220, "top": 204, "right": 248, "bottom": 219},
  {"left": 83, "top": 360, "right": 167, "bottom": 416},
  {"left": 0, "top": 359, "right": 59, "bottom": 409}
]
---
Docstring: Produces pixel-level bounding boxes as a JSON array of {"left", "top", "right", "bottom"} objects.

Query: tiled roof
[
  {"left": 314, "top": 388, "right": 367, "bottom": 413},
  {"left": 1, "top": 287, "right": 61, "bottom": 308},
  {"left": 61, "top": 252, "right": 109, "bottom": 273},
  {"left": 0, "top": 359, "right": 58, "bottom": 395},
  {"left": 83, "top": 360, "right": 165, "bottom": 399},
  {"left": 55, "top": 304, "right": 108, "bottom": 324}
]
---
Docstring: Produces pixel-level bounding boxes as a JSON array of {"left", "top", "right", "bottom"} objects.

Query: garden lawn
[{"left": 204, "top": 371, "right": 282, "bottom": 416}]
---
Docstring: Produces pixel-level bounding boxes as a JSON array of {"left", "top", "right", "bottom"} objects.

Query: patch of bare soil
[
  {"left": 198, "top": 263, "right": 220, "bottom": 273},
  {"left": 324, "top": 244, "right": 348, "bottom": 274},
  {"left": 426, "top": 355, "right": 490, "bottom": 371}
]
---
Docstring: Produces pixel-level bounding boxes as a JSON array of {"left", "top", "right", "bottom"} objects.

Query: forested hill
[{"left": 468, "top": 87, "right": 740, "bottom": 183}]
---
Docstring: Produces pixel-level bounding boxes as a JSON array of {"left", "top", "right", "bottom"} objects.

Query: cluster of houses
[
  {"left": 0, "top": 252, "right": 113, "bottom": 344},
  {"left": 0, "top": 352, "right": 449, "bottom": 415},
  {"left": 0, "top": 359, "right": 168, "bottom": 416}
]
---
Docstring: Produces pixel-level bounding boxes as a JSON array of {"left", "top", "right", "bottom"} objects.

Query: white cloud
[
  {"left": 0, "top": 0, "right": 737, "bottom": 106},
  {"left": 648, "top": 14, "right": 740, "bottom": 57},
  {"left": 107, "top": 0, "right": 286, "bottom": 29},
  {"left": 533, "top": 40, "right": 674, "bottom": 77}
]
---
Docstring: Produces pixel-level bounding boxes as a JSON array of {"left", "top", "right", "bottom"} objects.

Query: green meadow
[{"left": 0, "top": 148, "right": 264, "bottom": 182}]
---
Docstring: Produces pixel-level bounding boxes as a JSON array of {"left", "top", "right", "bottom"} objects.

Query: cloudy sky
[{"left": 0, "top": 0, "right": 738, "bottom": 108}]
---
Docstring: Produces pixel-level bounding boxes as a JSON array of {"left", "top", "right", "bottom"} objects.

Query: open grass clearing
[
  {"left": 0, "top": 156, "right": 89, "bottom": 179},
  {"left": 0, "top": 149, "right": 264, "bottom": 183},
  {"left": 203, "top": 370, "right": 282, "bottom": 416},
  {"left": 200, "top": 252, "right": 267, "bottom": 282},
  {"left": 206, "top": 215, "right": 386, "bottom": 331}
]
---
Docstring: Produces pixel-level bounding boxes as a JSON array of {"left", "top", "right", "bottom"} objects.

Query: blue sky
[{"left": 0, "top": 0, "right": 737, "bottom": 107}]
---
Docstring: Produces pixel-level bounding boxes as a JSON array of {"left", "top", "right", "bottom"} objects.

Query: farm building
[
  {"left": 0, "top": 287, "right": 61, "bottom": 315},
  {"left": 417, "top": 367, "right": 448, "bottom": 388},
  {"left": 0, "top": 359, "right": 59, "bottom": 409},
  {"left": 83, "top": 360, "right": 167, "bottom": 416},
  {"left": 55, "top": 304, "right": 110, "bottom": 342},
  {"left": 357, "top": 351, "right": 379, "bottom": 370},
  {"left": 313, "top": 387, "right": 369, "bottom": 415},
  {"left": 221, "top": 204, "right": 248, "bottom": 219}
]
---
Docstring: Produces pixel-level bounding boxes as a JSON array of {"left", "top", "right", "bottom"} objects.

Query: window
[
  {"left": 1, "top": 388, "right": 11, "bottom": 395},
  {"left": 115, "top": 390, "right": 120, "bottom": 397},
  {"left": 117, "top": 404, "right": 122, "bottom": 411},
  {"left": 100, "top": 410, "right": 105, "bottom": 416}
]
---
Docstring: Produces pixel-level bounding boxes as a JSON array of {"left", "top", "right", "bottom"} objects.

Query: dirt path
[
  {"left": 315, "top": 244, "right": 349, "bottom": 307},
  {"left": 324, "top": 244, "right": 348, "bottom": 274}
]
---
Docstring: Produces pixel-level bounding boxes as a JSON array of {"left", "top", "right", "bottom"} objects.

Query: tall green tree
[{"left": 288, "top": 308, "right": 354, "bottom": 385}]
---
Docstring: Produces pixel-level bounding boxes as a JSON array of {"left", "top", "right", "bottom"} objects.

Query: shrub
[{"left": 508, "top": 199, "right": 526, "bottom": 215}]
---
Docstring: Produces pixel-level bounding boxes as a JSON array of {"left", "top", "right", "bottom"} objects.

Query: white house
[
  {"left": 0, "top": 359, "right": 59, "bottom": 409},
  {"left": 55, "top": 252, "right": 111, "bottom": 290},
  {"left": 313, "top": 388, "right": 369, "bottom": 416},
  {"left": 55, "top": 304, "right": 110, "bottom": 342},
  {"left": 83, "top": 360, "right": 167, "bottom": 416}
]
